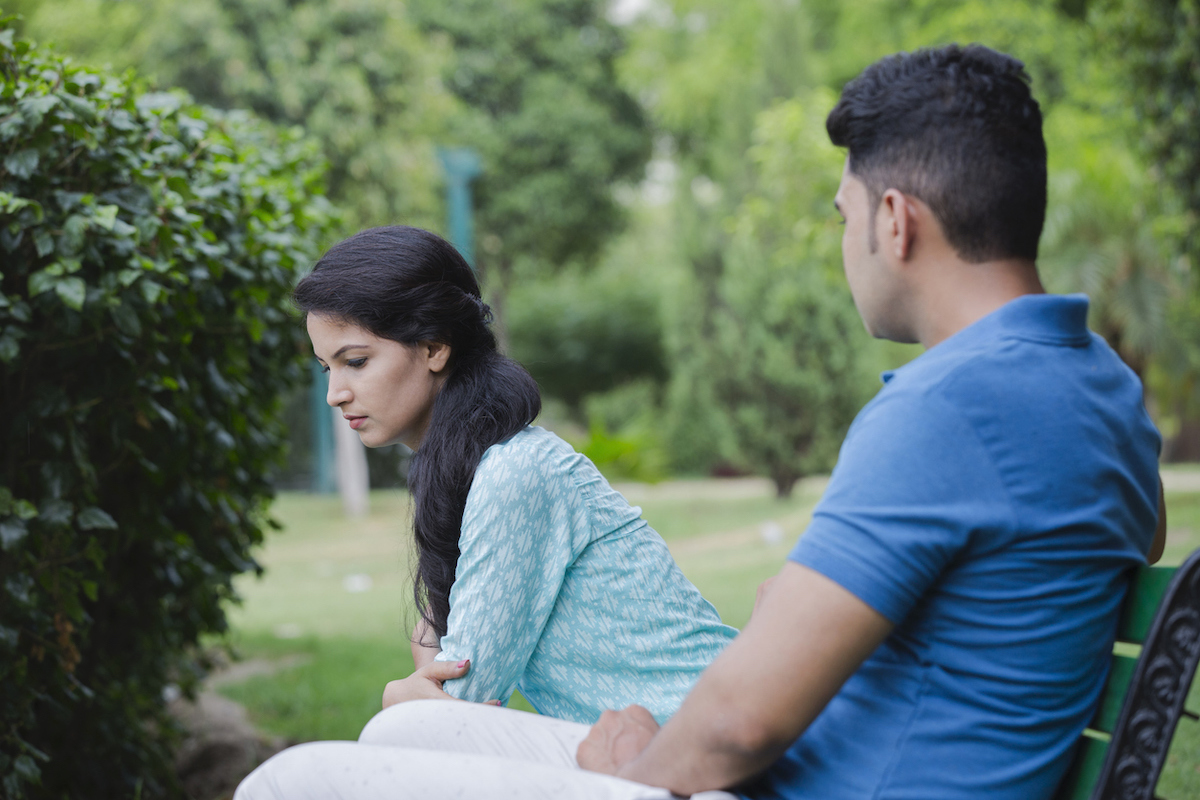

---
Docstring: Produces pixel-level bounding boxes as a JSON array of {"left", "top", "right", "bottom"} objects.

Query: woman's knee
[
  {"left": 357, "top": 699, "right": 469, "bottom": 746},
  {"left": 234, "top": 741, "right": 359, "bottom": 800}
]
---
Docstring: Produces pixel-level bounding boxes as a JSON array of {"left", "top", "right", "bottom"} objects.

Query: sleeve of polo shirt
[
  {"left": 434, "top": 443, "right": 581, "bottom": 706},
  {"left": 790, "top": 389, "right": 1014, "bottom": 625}
]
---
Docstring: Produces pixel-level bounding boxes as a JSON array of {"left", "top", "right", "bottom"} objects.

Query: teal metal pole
[
  {"left": 437, "top": 147, "right": 482, "bottom": 270},
  {"left": 310, "top": 361, "right": 335, "bottom": 493}
]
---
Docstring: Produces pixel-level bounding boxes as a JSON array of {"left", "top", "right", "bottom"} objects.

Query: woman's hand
[{"left": 382, "top": 659, "right": 471, "bottom": 708}]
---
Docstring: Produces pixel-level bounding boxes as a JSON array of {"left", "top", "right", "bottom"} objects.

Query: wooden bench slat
[
  {"left": 1117, "top": 565, "right": 1176, "bottom": 644},
  {"left": 1089, "top": 654, "right": 1138, "bottom": 734}
]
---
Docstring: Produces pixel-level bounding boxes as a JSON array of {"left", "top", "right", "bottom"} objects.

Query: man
[
  {"left": 577, "top": 43, "right": 1164, "bottom": 799},
  {"left": 235, "top": 44, "right": 1163, "bottom": 800}
]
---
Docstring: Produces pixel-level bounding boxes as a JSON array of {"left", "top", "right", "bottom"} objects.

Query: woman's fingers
[{"left": 417, "top": 658, "right": 471, "bottom": 684}]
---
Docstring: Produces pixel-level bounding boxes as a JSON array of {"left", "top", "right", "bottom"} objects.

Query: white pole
[{"left": 332, "top": 407, "right": 370, "bottom": 518}]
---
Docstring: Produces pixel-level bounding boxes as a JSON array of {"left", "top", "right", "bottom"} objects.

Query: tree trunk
[{"left": 772, "top": 468, "right": 799, "bottom": 499}]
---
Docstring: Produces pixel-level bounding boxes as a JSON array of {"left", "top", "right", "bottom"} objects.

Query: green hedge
[{"left": 0, "top": 21, "right": 334, "bottom": 798}]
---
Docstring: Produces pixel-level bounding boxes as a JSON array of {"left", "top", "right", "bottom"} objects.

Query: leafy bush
[
  {"left": 0, "top": 23, "right": 333, "bottom": 798},
  {"left": 7, "top": 0, "right": 454, "bottom": 233},
  {"left": 581, "top": 380, "right": 668, "bottom": 483}
]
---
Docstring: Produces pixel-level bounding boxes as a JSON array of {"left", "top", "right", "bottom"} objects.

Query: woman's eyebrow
[{"left": 332, "top": 343, "right": 370, "bottom": 359}]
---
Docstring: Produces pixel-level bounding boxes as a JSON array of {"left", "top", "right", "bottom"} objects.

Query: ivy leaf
[
  {"left": 3, "top": 149, "right": 38, "bottom": 180},
  {"left": 77, "top": 507, "right": 117, "bottom": 531},
  {"left": 32, "top": 227, "right": 54, "bottom": 257},
  {"left": 55, "top": 90, "right": 99, "bottom": 123},
  {"left": 0, "top": 332, "right": 19, "bottom": 363},
  {"left": 54, "top": 277, "right": 87, "bottom": 310},
  {"left": 60, "top": 214, "right": 88, "bottom": 255},
  {"left": 13, "top": 755, "right": 41, "bottom": 784},
  {"left": 39, "top": 500, "right": 74, "bottom": 527},
  {"left": 0, "top": 519, "right": 27, "bottom": 549},
  {"left": 18, "top": 92, "right": 59, "bottom": 128},
  {"left": 141, "top": 280, "right": 164, "bottom": 304},
  {"left": 0, "top": 625, "right": 18, "bottom": 649},
  {"left": 110, "top": 303, "right": 141, "bottom": 336},
  {"left": 92, "top": 204, "right": 119, "bottom": 231},
  {"left": 28, "top": 269, "right": 56, "bottom": 296}
]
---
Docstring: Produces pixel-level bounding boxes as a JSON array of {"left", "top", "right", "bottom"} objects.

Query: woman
[{"left": 293, "top": 225, "right": 736, "bottom": 724}]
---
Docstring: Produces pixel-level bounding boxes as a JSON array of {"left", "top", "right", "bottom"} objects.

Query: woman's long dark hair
[{"left": 293, "top": 226, "right": 541, "bottom": 640}]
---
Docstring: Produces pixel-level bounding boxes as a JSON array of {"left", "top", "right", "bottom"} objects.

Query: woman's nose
[{"left": 326, "top": 374, "right": 352, "bottom": 407}]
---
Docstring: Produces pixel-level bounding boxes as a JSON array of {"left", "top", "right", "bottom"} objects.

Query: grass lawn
[{"left": 219, "top": 470, "right": 1200, "bottom": 794}]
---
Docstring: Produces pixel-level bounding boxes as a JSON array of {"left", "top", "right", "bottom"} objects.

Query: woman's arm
[
  {"left": 433, "top": 445, "right": 580, "bottom": 705},
  {"left": 411, "top": 616, "right": 440, "bottom": 670}
]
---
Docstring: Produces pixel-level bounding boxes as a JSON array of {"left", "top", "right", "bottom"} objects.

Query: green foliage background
[{"left": 0, "top": 22, "right": 333, "bottom": 797}]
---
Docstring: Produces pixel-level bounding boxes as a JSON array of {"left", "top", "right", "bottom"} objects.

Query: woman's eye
[
  {"left": 318, "top": 364, "right": 330, "bottom": 374},
  {"left": 347, "top": 358, "right": 367, "bottom": 368}
]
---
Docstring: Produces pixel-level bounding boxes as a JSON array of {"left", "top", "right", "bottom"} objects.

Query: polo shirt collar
[{"left": 881, "top": 293, "right": 1091, "bottom": 384}]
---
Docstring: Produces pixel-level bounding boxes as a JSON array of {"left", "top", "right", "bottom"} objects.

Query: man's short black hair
[{"left": 827, "top": 44, "right": 1046, "bottom": 262}]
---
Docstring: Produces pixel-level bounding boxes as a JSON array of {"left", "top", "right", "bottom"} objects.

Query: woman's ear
[{"left": 424, "top": 341, "right": 452, "bottom": 373}]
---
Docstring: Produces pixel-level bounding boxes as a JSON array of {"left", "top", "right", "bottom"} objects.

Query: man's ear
[
  {"left": 879, "top": 188, "right": 917, "bottom": 262},
  {"left": 424, "top": 341, "right": 452, "bottom": 373}
]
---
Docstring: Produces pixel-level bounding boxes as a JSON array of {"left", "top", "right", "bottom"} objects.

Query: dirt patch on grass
[{"left": 171, "top": 656, "right": 310, "bottom": 800}]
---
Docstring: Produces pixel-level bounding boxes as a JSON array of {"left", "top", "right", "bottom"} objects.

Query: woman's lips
[{"left": 345, "top": 416, "right": 366, "bottom": 430}]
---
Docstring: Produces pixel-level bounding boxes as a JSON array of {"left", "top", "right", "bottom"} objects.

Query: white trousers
[{"left": 234, "top": 700, "right": 740, "bottom": 800}]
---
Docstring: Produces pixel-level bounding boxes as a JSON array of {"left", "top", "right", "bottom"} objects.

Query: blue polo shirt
[{"left": 746, "top": 294, "right": 1161, "bottom": 800}]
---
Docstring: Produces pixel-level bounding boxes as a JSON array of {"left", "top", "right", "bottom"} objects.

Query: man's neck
[{"left": 913, "top": 257, "right": 1044, "bottom": 349}]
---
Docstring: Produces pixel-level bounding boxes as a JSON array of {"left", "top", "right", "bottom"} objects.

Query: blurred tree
[
  {"left": 414, "top": 0, "right": 652, "bottom": 343},
  {"left": 1040, "top": 106, "right": 1179, "bottom": 379},
  {"left": 507, "top": 268, "right": 666, "bottom": 413},
  {"left": 619, "top": 0, "right": 822, "bottom": 474},
  {"left": 707, "top": 93, "right": 869, "bottom": 497},
  {"left": 8, "top": 0, "right": 455, "bottom": 232},
  {"left": 1097, "top": 0, "right": 1200, "bottom": 456},
  {"left": 1098, "top": 0, "right": 1199, "bottom": 261}
]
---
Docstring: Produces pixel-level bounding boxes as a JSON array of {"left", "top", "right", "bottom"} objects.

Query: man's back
[{"left": 749, "top": 294, "right": 1161, "bottom": 800}]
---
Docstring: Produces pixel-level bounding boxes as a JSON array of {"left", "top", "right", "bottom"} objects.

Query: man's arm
[{"left": 577, "top": 561, "right": 892, "bottom": 795}]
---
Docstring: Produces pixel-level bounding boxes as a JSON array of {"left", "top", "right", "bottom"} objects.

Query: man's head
[{"left": 827, "top": 44, "right": 1047, "bottom": 342}]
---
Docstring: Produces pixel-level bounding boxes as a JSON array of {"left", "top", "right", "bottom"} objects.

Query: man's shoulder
[{"left": 879, "top": 324, "right": 1142, "bottom": 417}]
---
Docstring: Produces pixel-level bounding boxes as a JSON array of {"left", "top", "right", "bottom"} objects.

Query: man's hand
[
  {"left": 382, "top": 659, "right": 470, "bottom": 708},
  {"left": 577, "top": 705, "right": 660, "bottom": 775}
]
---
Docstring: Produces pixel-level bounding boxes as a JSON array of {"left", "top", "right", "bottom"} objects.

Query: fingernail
[
  {"left": 491, "top": 700, "right": 503, "bottom": 706},
  {"left": 457, "top": 659, "right": 468, "bottom": 669}
]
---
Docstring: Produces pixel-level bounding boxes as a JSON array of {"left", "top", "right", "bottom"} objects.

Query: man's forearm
[{"left": 617, "top": 664, "right": 797, "bottom": 793}]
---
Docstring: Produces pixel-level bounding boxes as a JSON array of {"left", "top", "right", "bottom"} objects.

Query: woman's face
[{"left": 307, "top": 314, "right": 450, "bottom": 450}]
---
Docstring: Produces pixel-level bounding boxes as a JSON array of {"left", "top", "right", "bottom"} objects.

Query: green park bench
[{"left": 1054, "top": 549, "right": 1200, "bottom": 800}]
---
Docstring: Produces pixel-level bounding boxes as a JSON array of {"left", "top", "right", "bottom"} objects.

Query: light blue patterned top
[{"left": 434, "top": 426, "right": 737, "bottom": 724}]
